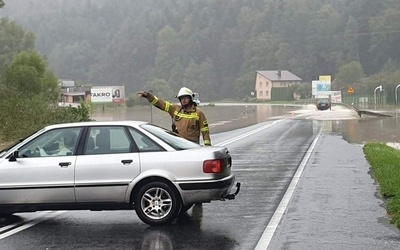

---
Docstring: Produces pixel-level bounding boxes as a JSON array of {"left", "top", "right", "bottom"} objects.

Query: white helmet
[{"left": 176, "top": 87, "right": 194, "bottom": 100}]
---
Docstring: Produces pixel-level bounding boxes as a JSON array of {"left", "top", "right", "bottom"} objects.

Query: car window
[
  {"left": 140, "top": 124, "right": 201, "bottom": 150},
  {"left": 0, "top": 138, "right": 24, "bottom": 158},
  {"left": 317, "top": 99, "right": 329, "bottom": 104},
  {"left": 129, "top": 128, "right": 165, "bottom": 152},
  {"left": 84, "top": 126, "right": 132, "bottom": 155},
  {"left": 18, "top": 127, "right": 81, "bottom": 158}
]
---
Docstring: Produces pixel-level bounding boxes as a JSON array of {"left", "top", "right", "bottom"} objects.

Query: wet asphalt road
[
  {"left": 267, "top": 132, "right": 400, "bottom": 250},
  {"left": 0, "top": 118, "right": 319, "bottom": 250}
]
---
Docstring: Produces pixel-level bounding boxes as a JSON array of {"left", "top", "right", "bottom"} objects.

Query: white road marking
[
  {"left": 215, "top": 117, "right": 322, "bottom": 249},
  {"left": 254, "top": 130, "right": 322, "bottom": 250},
  {"left": 0, "top": 211, "right": 66, "bottom": 240},
  {"left": 215, "top": 119, "right": 285, "bottom": 147}
]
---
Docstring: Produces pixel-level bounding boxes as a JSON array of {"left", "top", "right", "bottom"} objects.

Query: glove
[{"left": 137, "top": 91, "right": 150, "bottom": 98}]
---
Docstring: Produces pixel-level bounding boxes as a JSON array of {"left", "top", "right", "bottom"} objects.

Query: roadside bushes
[
  {"left": 0, "top": 51, "right": 91, "bottom": 142},
  {"left": 363, "top": 142, "right": 400, "bottom": 229},
  {"left": 0, "top": 94, "right": 91, "bottom": 142}
]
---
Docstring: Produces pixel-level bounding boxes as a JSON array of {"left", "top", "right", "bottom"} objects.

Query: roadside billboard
[
  {"left": 312, "top": 76, "right": 332, "bottom": 97},
  {"left": 312, "top": 81, "right": 331, "bottom": 93},
  {"left": 91, "top": 88, "right": 113, "bottom": 103},
  {"left": 91, "top": 86, "right": 125, "bottom": 104},
  {"left": 314, "top": 90, "right": 341, "bottom": 103},
  {"left": 330, "top": 91, "right": 342, "bottom": 103},
  {"left": 319, "top": 75, "right": 331, "bottom": 85}
]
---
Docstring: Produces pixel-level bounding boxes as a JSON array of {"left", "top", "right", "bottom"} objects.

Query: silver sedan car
[{"left": 0, "top": 121, "right": 240, "bottom": 226}]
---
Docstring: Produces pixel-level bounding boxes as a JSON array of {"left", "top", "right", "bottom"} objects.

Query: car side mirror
[{"left": 8, "top": 151, "right": 18, "bottom": 162}]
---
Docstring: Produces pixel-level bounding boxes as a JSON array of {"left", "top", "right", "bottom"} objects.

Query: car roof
[{"left": 44, "top": 120, "right": 149, "bottom": 130}]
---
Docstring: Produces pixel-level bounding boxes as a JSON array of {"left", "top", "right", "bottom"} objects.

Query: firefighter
[{"left": 137, "top": 87, "right": 211, "bottom": 146}]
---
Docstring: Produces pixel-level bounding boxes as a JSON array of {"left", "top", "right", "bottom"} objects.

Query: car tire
[{"left": 134, "top": 181, "right": 181, "bottom": 226}]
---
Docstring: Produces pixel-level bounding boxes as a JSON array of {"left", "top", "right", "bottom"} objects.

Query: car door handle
[
  {"left": 59, "top": 162, "right": 71, "bottom": 168},
  {"left": 121, "top": 159, "right": 133, "bottom": 165}
]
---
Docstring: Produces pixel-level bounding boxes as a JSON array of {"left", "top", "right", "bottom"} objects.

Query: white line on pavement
[
  {"left": 215, "top": 119, "right": 285, "bottom": 147},
  {"left": 254, "top": 130, "right": 322, "bottom": 250},
  {"left": 0, "top": 211, "right": 66, "bottom": 240}
]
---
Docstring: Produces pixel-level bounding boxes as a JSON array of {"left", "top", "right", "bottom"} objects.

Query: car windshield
[
  {"left": 140, "top": 124, "right": 201, "bottom": 150},
  {"left": 0, "top": 128, "right": 47, "bottom": 158},
  {"left": 0, "top": 140, "right": 21, "bottom": 158},
  {"left": 0, "top": 133, "right": 34, "bottom": 158},
  {"left": 317, "top": 99, "right": 329, "bottom": 103}
]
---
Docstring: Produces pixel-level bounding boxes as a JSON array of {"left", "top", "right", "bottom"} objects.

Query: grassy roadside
[{"left": 363, "top": 142, "right": 400, "bottom": 229}]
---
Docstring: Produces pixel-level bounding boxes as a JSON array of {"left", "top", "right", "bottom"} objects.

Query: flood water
[
  {"left": 331, "top": 115, "right": 400, "bottom": 144},
  {"left": 91, "top": 104, "right": 400, "bottom": 145}
]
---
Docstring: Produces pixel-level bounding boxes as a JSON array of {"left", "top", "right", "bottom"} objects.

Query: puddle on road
[
  {"left": 329, "top": 116, "right": 400, "bottom": 144},
  {"left": 91, "top": 104, "right": 400, "bottom": 145}
]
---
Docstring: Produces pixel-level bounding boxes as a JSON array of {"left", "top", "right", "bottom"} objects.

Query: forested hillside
[{"left": 1, "top": 0, "right": 399, "bottom": 100}]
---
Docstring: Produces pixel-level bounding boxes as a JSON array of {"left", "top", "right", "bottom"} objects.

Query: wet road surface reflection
[
  {"left": 92, "top": 104, "right": 300, "bottom": 134},
  {"left": 331, "top": 116, "right": 400, "bottom": 144},
  {"left": 1, "top": 118, "right": 318, "bottom": 250},
  {"left": 92, "top": 104, "right": 400, "bottom": 144},
  {"left": 141, "top": 205, "right": 238, "bottom": 250},
  {"left": 2, "top": 104, "right": 396, "bottom": 249}
]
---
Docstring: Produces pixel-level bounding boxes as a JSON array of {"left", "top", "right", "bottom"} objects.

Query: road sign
[{"left": 348, "top": 87, "right": 355, "bottom": 94}]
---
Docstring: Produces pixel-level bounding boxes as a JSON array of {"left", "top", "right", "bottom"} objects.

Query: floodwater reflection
[
  {"left": 330, "top": 116, "right": 400, "bottom": 144},
  {"left": 91, "top": 104, "right": 400, "bottom": 144},
  {"left": 91, "top": 104, "right": 300, "bottom": 134}
]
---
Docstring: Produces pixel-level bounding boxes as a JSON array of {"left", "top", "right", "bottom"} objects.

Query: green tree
[
  {"left": 0, "top": 0, "right": 4, "bottom": 8},
  {"left": 243, "top": 32, "right": 281, "bottom": 72},
  {"left": 183, "top": 58, "right": 216, "bottom": 101},
  {"left": 335, "top": 61, "right": 364, "bottom": 89},
  {"left": 126, "top": 78, "right": 174, "bottom": 107},
  {"left": 343, "top": 16, "right": 360, "bottom": 62},
  {"left": 234, "top": 71, "right": 256, "bottom": 99},
  {"left": 155, "top": 26, "right": 181, "bottom": 82},
  {"left": 0, "top": 93, "right": 90, "bottom": 141},
  {"left": 293, "top": 82, "right": 312, "bottom": 99},
  {"left": 305, "top": 4, "right": 344, "bottom": 76},
  {"left": 0, "top": 18, "right": 35, "bottom": 73},
  {"left": 369, "top": 8, "right": 400, "bottom": 71},
  {"left": 382, "top": 58, "right": 399, "bottom": 72},
  {"left": 143, "top": 78, "right": 174, "bottom": 100},
  {"left": 0, "top": 50, "right": 92, "bottom": 141},
  {"left": 2, "top": 51, "right": 59, "bottom": 101},
  {"left": 3, "top": 0, "right": 399, "bottom": 99}
]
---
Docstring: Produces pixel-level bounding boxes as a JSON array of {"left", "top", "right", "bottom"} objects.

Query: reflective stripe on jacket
[{"left": 147, "top": 95, "right": 211, "bottom": 145}]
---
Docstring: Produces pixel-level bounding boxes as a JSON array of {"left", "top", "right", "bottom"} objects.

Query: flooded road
[
  {"left": 91, "top": 104, "right": 300, "bottom": 134},
  {"left": 91, "top": 103, "right": 400, "bottom": 145},
  {"left": 332, "top": 116, "right": 400, "bottom": 144},
  {"left": 1, "top": 118, "right": 319, "bottom": 250},
  {"left": 2, "top": 103, "right": 399, "bottom": 249}
]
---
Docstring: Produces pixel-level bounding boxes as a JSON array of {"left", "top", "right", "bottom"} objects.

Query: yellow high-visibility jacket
[{"left": 146, "top": 95, "right": 211, "bottom": 146}]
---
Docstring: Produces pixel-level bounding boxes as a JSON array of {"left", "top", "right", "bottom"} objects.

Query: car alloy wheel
[{"left": 134, "top": 181, "right": 181, "bottom": 226}]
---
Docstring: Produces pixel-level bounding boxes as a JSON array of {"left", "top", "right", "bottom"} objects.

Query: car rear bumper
[{"left": 177, "top": 175, "right": 237, "bottom": 204}]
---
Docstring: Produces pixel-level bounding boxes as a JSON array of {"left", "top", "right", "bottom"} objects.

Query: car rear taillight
[{"left": 203, "top": 159, "right": 224, "bottom": 173}]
